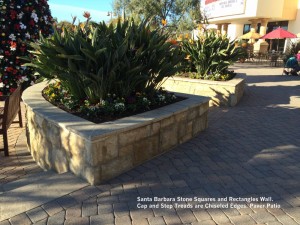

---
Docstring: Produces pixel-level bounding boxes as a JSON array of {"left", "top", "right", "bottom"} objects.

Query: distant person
[
  {"left": 297, "top": 50, "right": 300, "bottom": 62},
  {"left": 283, "top": 55, "right": 300, "bottom": 75}
]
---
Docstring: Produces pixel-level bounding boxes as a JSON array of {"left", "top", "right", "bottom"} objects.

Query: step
[
  {"left": 0, "top": 170, "right": 57, "bottom": 193},
  {"left": 0, "top": 172, "right": 88, "bottom": 221}
]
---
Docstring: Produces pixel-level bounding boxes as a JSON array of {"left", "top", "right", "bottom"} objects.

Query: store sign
[{"left": 201, "top": 0, "right": 246, "bottom": 19}]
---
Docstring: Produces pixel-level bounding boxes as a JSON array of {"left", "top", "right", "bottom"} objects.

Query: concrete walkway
[{"left": 0, "top": 64, "right": 300, "bottom": 225}]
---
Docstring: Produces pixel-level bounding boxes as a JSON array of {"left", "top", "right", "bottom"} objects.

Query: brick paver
[{"left": 1, "top": 64, "right": 300, "bottom": 224}]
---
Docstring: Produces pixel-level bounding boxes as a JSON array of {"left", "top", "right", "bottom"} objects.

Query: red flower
[
  {"left": 0, "top": 92, "right": 3, "bottom": 97},
  {"left": 14, "top": 24, "right": 21, "bottom": 31},
  {"left": 10, "top": 41, "right": 17, "bottom": 48},
  {"left": 6, "top": 67, "right": 14, "bottom": 72},
  {"left": 10, "top": 10, "right": 17, "bottom": 20},
  {"left": 29, "top": 19, "right": 35, "bottom": 27},
  {"left": 83, "top": 11, "right": 91, "bottom": 19}
]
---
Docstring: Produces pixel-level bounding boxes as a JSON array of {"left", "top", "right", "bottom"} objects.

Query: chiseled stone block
[
  {"left": 133, "top": 135, "right": 159, "bottom": 165},
  {"left": 160, "top": 124, "right": 178, "bottom": 152},
  {"left": 192, "top": 112, "right": 208, "bottom": 136},
  {"left": 84, "top": 135, "right": 118, "bottom": 166},
  {"left": 101, "top": 155, "right": 133, "bottom": 181},
  {"left": 160, "top": 115, "right": 175, "bottom": 128},
  {"left": 178, "top": 120, "right": 193, "bottom": 144},
  {"left": 118, "top": 125, "right": 151, "bottom": 147}
]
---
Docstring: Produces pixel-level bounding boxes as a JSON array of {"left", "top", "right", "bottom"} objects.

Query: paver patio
[{"left": 0, "top": 64, "right": 300, "bottom": 225}]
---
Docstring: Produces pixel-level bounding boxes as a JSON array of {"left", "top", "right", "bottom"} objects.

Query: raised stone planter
[
  {"left": 22, "top": 82, "right": 209, "bottom": 185},
  {"left": 162, "top": 75, "right": 245, "bottom": 106}
]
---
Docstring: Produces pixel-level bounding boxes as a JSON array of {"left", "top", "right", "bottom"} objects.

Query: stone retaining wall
[
  {"left": 22, "top": 82, "right": 209, "bottom": 184},
  {"left": 162, "top": 76, "right": 245, "bottom": 106}
]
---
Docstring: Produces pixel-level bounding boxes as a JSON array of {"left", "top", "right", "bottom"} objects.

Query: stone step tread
[
  {"left": 0, "top": 172, "right": 88, "bottom": 221},
  {"left": 0, "top": 170, "right": 57, "bottom": 194}
]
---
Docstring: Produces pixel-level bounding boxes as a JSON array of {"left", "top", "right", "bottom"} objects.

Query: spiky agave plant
[
  {"left": 25, "top": 18, "right": 183, "bottom": 103},
  {"left": 181, "top": 31, "right": 242, "bottom": 80}
]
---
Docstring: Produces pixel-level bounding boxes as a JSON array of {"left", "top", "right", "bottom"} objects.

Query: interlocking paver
[
  {"left": 82, "top": 198, "right": 98, "bottom": 217},
  {"left": 113, "top": 202, "right": 130, "bottom": 217},
  {"left": 148, "top": 216, "right": 166, "bottom": 225},
  {"left": 250, "top": 209, "right": 278, "bottom": 223},
  {"left": 46, "top": 211, "right": 65, "bottom": 225},
  {"left": 9, "top": 213, "right": 31, "bottom": 225},
  {"left": 192, "top": 210, "right": 211, "bottom": 221},
  {"left": 276, "top": 214, "right": 299, "bottom": 225},
  {"left": 191, "top": 220, "right": 216, "bottom": 225},
  {"left": 26, "top": 206, "right": 48, "bottom": 223},
  {"left": 176, "top": 209, "right": 197, "bottom": 223},
  {"left": 65, "top": 205, "right": 82, "bottom": 218},
  {"left": 229, "top": 214, "right": 256, "bottom": 225},
  {"left": 266, "top": 222, "right": 283, "bottom": 225},
  {"left": 55, "top": 195, "right": 78, "bottom": 210},
  {"left": 64, "top": 217, "right": 89, "bottom": 225},
  {"left": 115, "top": 215, "right": 132, "bottom": 225},
  {"left": 41, "top": 201, "right": 64, "bottom": 216},
  {"left": 163, "top": 213, "right": 182, "bottom": 225},
  {"left": 132, "top": 218, "right": 149, "bottom": 225},
  {"left": 69, "top": 186, "right": 101, "bottom": 202},
  {"left": 283, "top": 207, "right": 300, "bottom": 223},
  {"left": 90, "top": 213, "right": 114, "bottom": 225},
  {"left": 32, "top": 218, "right": 47, "bottom": 225},
  {"left": 207, "top": 209, "right": 230, "bottom": 224}
]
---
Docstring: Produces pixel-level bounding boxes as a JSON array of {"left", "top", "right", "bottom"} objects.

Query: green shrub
[
  {"left": 181, "top": 31, "right": 243, "bottom": 80},
  {"left": 25, "top": 19, "right": 183, "bottom": 103}
]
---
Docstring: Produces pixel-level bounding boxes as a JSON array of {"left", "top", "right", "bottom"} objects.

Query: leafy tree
[
  {"left": 113, "top": 0, "right": 206, "bottom": 31},
  {"left": 0, "top": 0, "right": 53, "bottom": 95}
]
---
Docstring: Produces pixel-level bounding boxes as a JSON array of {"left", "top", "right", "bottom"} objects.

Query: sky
[{"left": 48, "top": 0, "right": 114, "bottom": 23}]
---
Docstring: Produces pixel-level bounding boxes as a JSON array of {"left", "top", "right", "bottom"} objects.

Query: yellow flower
[
  {"left": 162, "top": 19, "right": 167, "bottom": 26},
  {"left": 189, "top": 39, "right": 194, "bottom": 44},
  {"left": 80, "top": 23, "right": 85, "bottom": 30},
  {"left": 177, "top": 34, "right": 183, "bottom": 41},
  {"left": 185, "top": 33, "right": 189, "bottom": 39},
  {"left": 185, "top": 55, "right": 191, "bottom": 60}
]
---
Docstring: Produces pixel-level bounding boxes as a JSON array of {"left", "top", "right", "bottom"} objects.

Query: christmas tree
[{"left": 0, "top": 0, "right": 53, "bottom": 95}]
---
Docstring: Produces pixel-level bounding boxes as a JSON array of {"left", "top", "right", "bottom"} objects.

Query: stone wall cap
[
  {"left": 22, "top": 81, "right": 209, "bottom": 141},
  {"left": 165, "top": 75, "right": 244, "bottom": 86}
]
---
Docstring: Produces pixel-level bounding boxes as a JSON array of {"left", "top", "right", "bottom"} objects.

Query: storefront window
[
  {"left": 243, "top": 24, "right": 251, "bottom": 33},
  {"left": 266, "top": 21, "right": 289, "bottom": 52},
  {"left": 243, "top": 23, "right": 261, "bottom": 34}
]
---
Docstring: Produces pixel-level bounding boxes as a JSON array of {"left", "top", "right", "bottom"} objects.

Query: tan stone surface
[{"left": 162, "top": 76, "right": 245, "bottom": 106}]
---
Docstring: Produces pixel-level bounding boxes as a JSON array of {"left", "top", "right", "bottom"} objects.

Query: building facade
[{"left": 201, "top": 0, "right": 300, "bottom": 52}]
